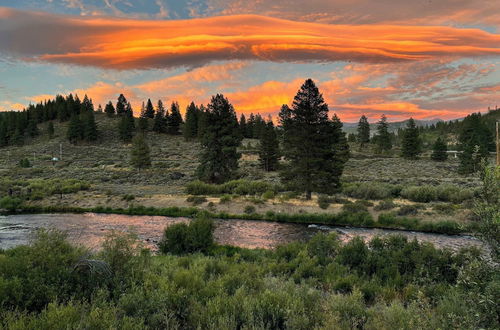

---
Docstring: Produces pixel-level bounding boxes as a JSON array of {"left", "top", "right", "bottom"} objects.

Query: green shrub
[
  {"left": 158, "top": 217, "right": 214, "bottom": 255},
  {"left": 432, "top": 203, "right": 456, "bottom": 214},
  {"left": 244, "top": 205, "right": 256, "bottom": 214},
  {"left": 262, "top": 190, "right": 275, "bottom": 200},
  {"left": 19, "top": 158, "right": 31, "bottom": 168},
  {"left": 435, "top": 184, "right": 473, "bottom": 203},
  {"left": 374, "top": 199, "right": 397, "bottom": 211},
  {"left": 400, "top": 185, "right": 437, "bottom": 203},
  {"left": 397, "top": 205, "right": 419, "bottom": 216},
  {"left": 317, "top": 195, "right": 331, "bottom": 209},
  {"left": 342, "top": 202, "right": 369, "bottom": 213},
  {"left": 121, "top": 194, "right": 135, "bottom": 202},
  {"left": 219, "top": 194, "right": 232, "bottom": 204},
  {"left": 186, "top": 179, "right": 280, "bottom": 196},
  {"left": 343, "top": 182, "right": 396, "bottom": 200},
  {"left": 186, "top": 196, "right": 207, "bottom": 205},
  {"left": 0, "top": 196, "right": 22, "bottom": 211}
]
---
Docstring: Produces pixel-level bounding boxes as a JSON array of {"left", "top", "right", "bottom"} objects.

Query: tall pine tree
[
  {"left": 130, "top": 134, "right": 151, "bottom": 169},
  {"left": 400, "top": 118, "right": 421, "bottom": 159},
  {"left": 152, "top": 100, "right": 167, "bottom": 133},
  {"left": 82, "top": 110, "right": 98, "bottom": 142},
  {"left": 374, "top": 114, "right": 392, "bottom": 152},
  {"left": 431, "top": 137, "right": 448, "bottom": 161},
  {"left": 197, "top": 94, "right": 242, "bottom": 183},
  {"left": 104, "top": 101, "right": 115, "bottom": 117},
  {"left": 67, "top": 114, "right": 83, "bottom": 144},
  {"left": 183, "top": 102, "right": 199, "bottom": 140},
  {"left": 116, "top": 94, "right": 127, "bottom": 116},
  {"left": 258, "top": 118, "right": 280, "bottom": 171},
  {"left": 357, "top": 115, "right": 370, "bottom": 148},
  {"left": 280, "top": 79, "right": 349, "bottom": 199},
  {"left": 167, "top": 101, "right": 183, "bottom": 135},
  {"left": 144, "top": 99, "right": 155, "bottom": 118},
  {"left": 118, "top": 103, "right": 135, "bottom": 142},
  {"left": 458, "top": 113, "right": 493, "bottom": 174}
]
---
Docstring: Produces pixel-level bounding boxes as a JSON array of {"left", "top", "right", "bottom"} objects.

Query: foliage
[
  {"left": 186, "top": 179, "right": 281, "bottom": 196},
  {"left": 357, "top": 115, "right": 370, "bottom": 148},
  {"left": 457, "top": 112, "right": 494, "bottom": 174},
  {"left": 280, "top": 79, "right": 349, "bottom": 199},
  {"left": 431, "top": 137, "right": 448, "bottom": 161},
  {"left": 158, "top": 216, "right": 215, "bottom": 254},
  {"left": 130, "top": 134, "right": 151, "bottom": 169},
  {"left": 401, "top": 118, "right": 422, "bottom": 159},
  {"left": 374, "top": 114, "right": 392, "bottom": 152},
  {"left": 258, "top": 119, "right": 280, "bottom": 171},
  {"left": 197, "top": 94, "right": 242, "bottom": 183},
  {"left": 183, "top": 102, "right": 199, "bottom": 140},
  {"left": 19, "top": 158, "right": 31, "bottom": 168},
  {"left": 317, "top": 194, "right": 331, "bottom": 209}
]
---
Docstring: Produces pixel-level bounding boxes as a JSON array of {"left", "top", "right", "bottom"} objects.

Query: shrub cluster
[
  {"left": 158, "top": 217, "right": 215, "bottom": 254},
  {"left": 401, "top": 184, "right": 473, "bottom": 203},
  {"left": 343, "top": 182, "right": 401, "bottom": 200},
  {"left": 1, "top": 230, "right": 496, "bottom": 329},
  {"left": 186, "top": 179, "right": 282, "bottom": 196}
]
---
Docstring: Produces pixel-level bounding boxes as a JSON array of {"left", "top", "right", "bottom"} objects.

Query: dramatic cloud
[{"left": 0, "top": 7, "right": 499, "bottom": 70}]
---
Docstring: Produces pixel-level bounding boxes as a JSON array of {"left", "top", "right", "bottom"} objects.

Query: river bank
[{"left": 1, "top": 203, "right": 472, "bottom": 235}]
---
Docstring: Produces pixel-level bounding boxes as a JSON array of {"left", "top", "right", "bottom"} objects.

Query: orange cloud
[{"left": 1, "top": 7, "right": 499, "bottom": 70}]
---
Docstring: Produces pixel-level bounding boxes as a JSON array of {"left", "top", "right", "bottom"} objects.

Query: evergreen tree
[
  {"left": 26, "top": 118, "right": 39, "bottom": 138},
  {"left": 197, "top": 105, "right": 207, "bottom": 139},
  {"left": 183, "top": 102, "right": 199, "bottom": 140},
  {"left": 81, "top": 95, "right": 94, "bottom": 113},
  {"left": 374, "top": 114, "right": 392, "bottom": 152},
  {"left": 118, "top": 104, "right": 135, "bottom": 142},
  {"left": 67, "top": 114, "right": 83, "bottom": 144},
  {"left": 11, "top": 128, "right": 24, "bottom": 146},
  {"left": 457, "top": 113, "right": 493, "bottom": 174},
  {"left": 96, "top": 104, "right": 103, "bottom": 113},
  {"left": 331, "top": 113, "right": 350, "bottom": 165},
  {"left": 47, "top": 121, "right": 55, "bottom": 139},
  {"left": 152, "top": 100, "right": 167, "bottom": 133},
  {"left": 401, "top": 118, "right": 421, "bottom": 159},
  {"left": 258, "top": 119, "right": 280, "bottom": 171},
  {"left": 0, "top": 119, "right": 8, "bottom": 147},
  {"left": 239, "top": 114, "right": 247, "bottom": 138},
  {"left": 116, "top": 94, "right": 127, "bottom": 116},
  {"left": 104, "top": 101, "right": 115, "bottom": 117},
  {"left": 130, "top": 134, "right": 151, "bottom": 169},
  {"left": 357, "top": 115, "right": 370, "bottom": 148},
  {"left": 167, "top": 101, "right": 183, "bottom": 135},
  {"left": 280, "top": 79, "right": 349, "bottom": 199},
  {"left": 144, "top": 99, "right": 155, "bottom": 118},
  {"left": 82, "top": 111, "right": 98, "bottom": 142},
  {"left": 431, "top": 137, "right": 448, "bottom": 161},
  {"left": 138, "top": 101, "right": 148, "bottom": 131},
  {"left": 197, "top": 94, "right": 242, "bottom": 183}
]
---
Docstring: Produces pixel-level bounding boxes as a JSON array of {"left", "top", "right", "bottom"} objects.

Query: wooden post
[{"left": 497, "top": 121, "right": 499, "bottom": 166}]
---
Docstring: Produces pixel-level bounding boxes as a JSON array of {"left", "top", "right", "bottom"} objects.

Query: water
[{"left": 0, "top": 213, "right": 484, "bottom": 251}]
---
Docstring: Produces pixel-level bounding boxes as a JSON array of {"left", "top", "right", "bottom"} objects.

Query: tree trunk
[{"left": 305, "top": 190, "right": 312, "bottom": 200}]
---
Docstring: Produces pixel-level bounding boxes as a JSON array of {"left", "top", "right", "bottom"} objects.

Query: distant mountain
[{"left": 342, "top": 118, "right": 446, "bottom": 134}]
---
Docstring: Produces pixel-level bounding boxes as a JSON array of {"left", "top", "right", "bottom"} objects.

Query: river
[{"left": 0, "top": 213, "right": 484, "bottom": 251}]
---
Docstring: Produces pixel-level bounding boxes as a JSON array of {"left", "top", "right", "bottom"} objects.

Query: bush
[
  {"left": 400, "top": 185, "right": 437, "bottom": 203},
  {"left": 186, "top": 196, "right": 207, "bottom": 205},
  {"left": 262, "top": 190, "right": 275, "bottom": 200},
  {"left": 435, "top": 184, "right": 473, "bottom": 203},
  {"left": 342, "top": 202, "right": 369, "bottom": 213},
  {"left": 397, "top": 205, "right": 419, "bottom": 216},
  {"left": 343, "top": 182, "right": 396, "bottom": 200},
  {"left": 219, "top": 194, "right": 232, "bottom": 204},
  {"left": 374, "top": 199, "right": 396, "bottom": 211},
  {"left": 19, "top": 158, "right": 31, "bottom": 168},
  {"left": 121, "top": 194, "right": 135, "bottom": 202},
  {"left": 158, "top": 217, "right": 214, "bottom": 255},
  {"left": 317, "top": 195, "right": 331, "bottom": 209},
  {"left": 186, "top": 179, "right": 281, "bottom": 196},
  {"left": 244, "top": 205, "right": 256, "bottom": 214},
  {"left": 0, "top": 196, "right": 22, "bottom": 211},
  {"left": 432, "top": 203, "right": 456, "bottom": 214}
]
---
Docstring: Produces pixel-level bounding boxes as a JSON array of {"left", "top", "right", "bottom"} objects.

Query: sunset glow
[{"left": 0, "top": 1, "right": 499, "bottom": 121}]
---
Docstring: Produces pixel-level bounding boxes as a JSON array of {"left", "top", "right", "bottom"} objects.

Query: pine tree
[
  {"left": 280, "top": 79, "right": 349, "bottom": 199},
  {"left": 401, "top": 118, "right": 421, "bottom": 159},
  {"left": 82, "top": 110, "right": 98, "bottom": 142},
  {"left": 26, "top": 118, "right": 39, "bottom": 138},
  {"left": 104, "top": 101, "right": 115, "bottom": 117},
  {"left": 152, "top": 100, "right": 167, "bottom": 133},
  {"left": 47, "top": 121, "right": 55, "bottom": 139},
  {"left": 138, "top": 101, "right": 149, "bottom": 131},
  {"left": 118, "top": 105, "right": 135, "bottom": 142},
  {"left": 331, "top": 113, "right": 350, "bottom": 165},
  {"left": 97, "top": 104, "right": 103, "bottom": 113},
  {"left": 81, "top": 95, "right": 94, "bottom": 113},
  {"left": 374, "top": 114, "right": 392, "bottom": 152},
  {"left": 197, "top": 105, "right": 207, "bottom": 139},
  {"left": 183, "top": 102, "right": 199, "bottom": 140},
  {"left": 144, "top": 99, "right": 155, "bottom": 118},
  {"left": 258, "top": 119, "right": 280, "bottom": 171},
  {"left": 457, "top": 112, "right": 493, "bottom": 174},
  {"left": 116, "top": 94, "right": 127, "bottom": 116},
  {"left": 130, "top": 134, "right": 151, "bottom": 169},
  {"left": 357, "top": 115, "right": 370, "bottom": 148},
  {"left": 197, "top": 94, "right": 242, "bottom": 183},
  {"left": 167, "top": 101, "right": 183, "bottom": 135},
  {"left": 67, "top": 114, "right": 83, "bottom": 144},
  {"left": 239, "top": 114, "right": 247, "bottom": 138},
  {"left": 431, "top": 137, "right": 448, "bottom": 161},
  {"left": 0, "top": 119, "right": 7, "bottom": 147}
]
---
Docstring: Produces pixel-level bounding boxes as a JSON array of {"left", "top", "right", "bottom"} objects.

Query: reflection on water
[{"left": 0, "top": 213, "right": 484, "bottom": 252}]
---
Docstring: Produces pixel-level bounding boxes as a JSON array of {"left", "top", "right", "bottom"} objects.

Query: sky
[{"left": 0, "top": 0, "right": 499, "bottom": 122}]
